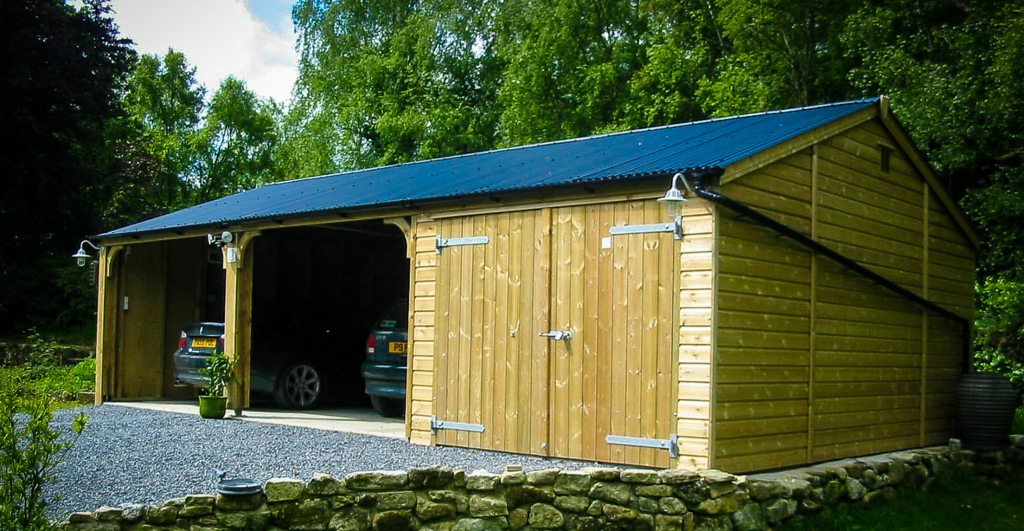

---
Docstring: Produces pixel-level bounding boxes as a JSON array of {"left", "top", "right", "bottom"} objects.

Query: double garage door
[{"left": 431, "top": 200, "right": 680, "bottom": 467}]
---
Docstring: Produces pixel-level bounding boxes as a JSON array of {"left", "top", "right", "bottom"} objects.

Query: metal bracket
[
  {"left": 605, "top": 434, "right": 679, "bottom": 458},
  {"left": 538, "top": 330, "right": 573, "bottom": 341},
  {"left": 609, "top": 218, "right": 683, "bottom": 240},
  {"left": 436, "top": 234, "right": 490, "bottom": 254},
  {"left": 430, "top": 415, "right": 485, "bottom": 435}
]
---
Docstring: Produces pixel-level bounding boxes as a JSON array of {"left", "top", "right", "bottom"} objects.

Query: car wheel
[
  {"left": 274, "top": 362, "right": 324, "bottom": 409},
  {"left": 370, "top": 395, "right": 404, "bottom": 418}
]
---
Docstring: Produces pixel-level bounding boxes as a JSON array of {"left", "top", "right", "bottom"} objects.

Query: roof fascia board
[
  {"left": 721, "top": 104, "right": 879, "bottom": 184},
  {"left": 876, "top": 98, "right": 981, "bottom": 249}
]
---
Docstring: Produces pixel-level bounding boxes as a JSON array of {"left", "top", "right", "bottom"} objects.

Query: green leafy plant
[
  {"left": 198, "top": 351, "right": 236, "bottom": 397},
  {"left": 0, "top": 373, "right": 87, "bottom": 531},
  {"left": 1013, "top": 407, "right": 1024, "bottom": 435}
]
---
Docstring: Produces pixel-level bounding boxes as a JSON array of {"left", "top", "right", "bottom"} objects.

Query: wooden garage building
[{"left": 90, "top": 97, "right": 976, "bottom": 473}]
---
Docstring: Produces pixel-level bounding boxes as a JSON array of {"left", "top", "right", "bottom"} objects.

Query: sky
[{"left": 108, "top": 0, "right": 299, "bottom": 105}]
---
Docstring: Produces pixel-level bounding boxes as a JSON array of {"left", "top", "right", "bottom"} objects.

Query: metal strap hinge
[
  {"left": 436, "top": 234, "right": 490, "bottom": 253},
  {"left": 609, "top": 218, "right": 683, "bottom": 240},
  {"left": 605, "top": 434, "right": 679, "bottom": 458},
  {"left": 430, "top": 415, "right": 485, "bottom": 435}
]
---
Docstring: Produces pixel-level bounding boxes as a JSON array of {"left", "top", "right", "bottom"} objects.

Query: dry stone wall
[{"left": 62, "top": 437, "right": 1024, "bottom": 531}]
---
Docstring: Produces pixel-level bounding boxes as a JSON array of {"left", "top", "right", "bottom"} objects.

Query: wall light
[
  {"left": 657, "top": 172, "right": 695, "bottom": 218},
  {"left": 72, "top": 240, "right": 101, "bottom": 267}
]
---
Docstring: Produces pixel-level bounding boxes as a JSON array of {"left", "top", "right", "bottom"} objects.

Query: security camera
[{"left": 221, "top": 231, "right": 234, "bottom": 244}]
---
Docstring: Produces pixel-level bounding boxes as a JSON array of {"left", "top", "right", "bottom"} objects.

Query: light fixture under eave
[{"left": 72, "top": 240, "right": 101, "bottom": 267}]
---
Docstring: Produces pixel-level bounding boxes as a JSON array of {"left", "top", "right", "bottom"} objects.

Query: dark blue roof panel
[{"left": 100, "top": 98, "right": 877, "bottom": 238}]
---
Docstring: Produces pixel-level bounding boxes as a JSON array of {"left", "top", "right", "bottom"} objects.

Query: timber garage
[{"left": 87, "top": 97, "right": 976, "bottom": 473}]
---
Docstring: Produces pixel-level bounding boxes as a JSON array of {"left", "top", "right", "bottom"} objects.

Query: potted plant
[{"left": 198, "top": 350, "right": 236, "bottom": 419}]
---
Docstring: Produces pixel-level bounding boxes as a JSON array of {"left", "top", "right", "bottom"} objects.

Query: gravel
[{"left": 46, "top": 404, "right": 601, "bottom": 519}]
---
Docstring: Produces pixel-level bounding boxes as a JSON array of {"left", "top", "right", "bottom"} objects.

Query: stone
[
  {"left": 356, "top": 493, "right": 378, "bottom": 507},
  {"left": 452, "top": 518, "right": 508, "bottom": 531},
  {"left": 501, "top": 471, "right": 526, "bottom": 486},
  {"left": 708, "top": 481, "right": 738, "bottom": 499},
  {"left": 636, "top": 485, "right": 674, "bottom": 497},
  {"left": 469, "top": 495, "right": 509, "bottom": 517},
  {"left": 675, "top": 482, "right": 709, "bottom": 505},
  {"left": 774, "top": 477, "right": 811, "bottom": 498},
  {"left": 409, "top": 467, "right": 455, "bottom": 489},
  {"left": 145, "top": 505, "right": 178, "bottom": 525},
  {"left": 639, "top": 496, "right": 660, "bottom": 513},
  {"left": 92, "top": 506, "right": 121, "bottom": 521},
  {"left": 845, "top": 478, "right": 867, "bottom": 501},
  {"left": 509, "top": 507, "right": 529, "bottom": 529},
  {"left": 842, "top": 462, "right": 867, "bottom": 479},
  {"left": 68, "top": 513, "right": 97, "bottom": 523},
  {"left": 824, "top": 467, "right": 848, "bottom": 481},
  {"left": 528, "top": 503, "right": 565, "bottom": 528},
  {"left": 764, "top": 499, "right": 796, "bottom": 524},
  {"left": 568, "top": 515, "right": 607, "bottom": 531},
  {"left": 217, "top": 492, "right": 266, "bottom": 512},
  {"left": 861, "top": 490, "right": 885, "bottom": 507},
  {"left": 272, "top": 498, "right": 331, "bottom": 530},
  {"left": 586, "top": 500, "right": 604, "bottom": 516},
  {"left": 266, "top": 478, "right": 306, "bottom": 502},
  {"left": 659, "top": 496, "right": 688, "bottom": 515},
  {"left": 373, "top": 510, "right": 417, "bottom": 531},
  {"left": 216, "top": 509, "right": 271, "bottom": 529},
  {"left": 891, "top": 452, "right": 921, "bottom": 465},
  {"left": 603, "top": 504, "right": 642, "bottom": 522},
  {"left": 329, "top": 507, "right": 370, "bottom": 531},
  {"left": 308, "top": 474, "right": 345, "bottom": 496},
  {"left": 822, "top": 481, "right": 844, "bottom": 505},
  {"left": 554, "top": 495, "right": 590, "bottom": 513},
  {"left": 506, "top": 485, "right": 555, "bottom": 507},
  {"left": 621, "top": 469, "right": 661, "bottom": 484},
  {"left": 698, "top": 470, "right": 736, "bottom": 484},
  {"left": 695, "top": 492, "right": 748, "bottom": 516},
  {"left": 888, "top": 461, "right": 906, "bottom": 485},
  {"left": 581, "top": 467, "right": 622, "bottom": 481},
  {"left": 656, "top": 514, "right": 685, "bottom": 530},
  {"left": 555, "top": 471, "right": 594, "bottom": 495},
  {"left": 730, "top": 503, "right": 767, "bottom": 531},
  {"left": 345, "top": 471, "right": 409, "bottom": 491},
  {"left": 417, "top": 497, "right": 457, "bottom": 522},
  {"left": 378, "top": 491, "right": 418, "bottom": 511},
  {"left": 120, "top": 504, "right": 145, "bottom": 522},
  {"left": 909, "top": 465, "right": 930, "bottom": 488},
  {"left": 693, "top": 515, "right": 733, "bottom": 531},
  {"left": 526, "top": 469, "right": 560, "bottom": 485},
  {"left": 180, "top": 494, "right": 216, "bottom": 517},
  {"left": 65, "top": 523, "right": 119, "bottom": 531},
  {"left": 659, "top": 469, "right": 700, "bottom": 485},
  {"left": 860, "top": 469, "right": 880, "bottom": 490},
  {"left": 466, "top": 471, "right": 501, "bottom": 491},
  {"left": 330, "top": 494, "right": 358, "bottom": 508},
  {"left": 588, "top": 481, "right": 633, "bottom": 505}
]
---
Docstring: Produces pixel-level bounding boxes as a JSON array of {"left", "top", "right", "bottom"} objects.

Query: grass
[
  {"left": 0, "top": 358, "right": 94, "bottom": 408},
  {"left": 778, "top": 473, "right": 1024, "bottom": 531}
]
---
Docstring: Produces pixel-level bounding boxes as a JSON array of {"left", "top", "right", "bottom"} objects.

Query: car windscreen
[{"left": 377, "top": 301, "right": 409, "bottom": 329}]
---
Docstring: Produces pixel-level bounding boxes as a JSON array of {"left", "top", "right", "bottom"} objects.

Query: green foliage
[
  {"left": 1013, "top": 407, "right": 1024, "bottom": 435},
  {"left": 198, "top": 351, "right": 237, "bottom": 398},
  {"left": 0, "top": 372, "right": 88, "bottom": 531},
  {"left": 973, "top": 278, "right": 1024, "bottom": 395},
  {"left": 778, "top": 472, "right": 1024, "bottom": 531}
]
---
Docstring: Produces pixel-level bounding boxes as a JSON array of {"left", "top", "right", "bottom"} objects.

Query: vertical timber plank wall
[
  {"left": 714, "top": 119, "right": 973, "bottom": 472},
  {"left": 409, "top": 216, "right": 439, "bottom": 444},
  {"left": 714, "top": 150, "right": 814, "bottom": 472}
]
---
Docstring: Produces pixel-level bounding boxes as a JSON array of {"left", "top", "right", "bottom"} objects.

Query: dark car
[
  {"left": 173, "top": 322, "right": 327, "bottom": 409},
  {"left": 361, "top": 300, "right": 408, "bottom": 417}
]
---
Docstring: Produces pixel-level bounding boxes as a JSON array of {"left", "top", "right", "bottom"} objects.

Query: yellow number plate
[
  {"left": 388, "top": 342, "right": 407, "bottom": 354},
  {"left": 192, "top": 338, "right": 217, "bottom": 349}
]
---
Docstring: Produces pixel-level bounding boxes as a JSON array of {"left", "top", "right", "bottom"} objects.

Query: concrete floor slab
[{"left": 111, "top": 401, "right": 406, "bottom": 439}]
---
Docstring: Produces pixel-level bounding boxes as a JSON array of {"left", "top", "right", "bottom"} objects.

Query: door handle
[{"left": 538, "top": 330, "right": 572, "bottom": 341}]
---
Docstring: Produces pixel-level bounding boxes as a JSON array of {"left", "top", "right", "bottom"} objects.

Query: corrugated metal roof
[{"left": 99, "top": 98, "right": 877, "bottom": 239}]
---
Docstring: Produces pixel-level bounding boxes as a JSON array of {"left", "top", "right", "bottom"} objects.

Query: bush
[
  {"left": 0, "top": 373, "right": 87, "bottom": 531},
  {"left": 1013, "top": 407, "right": 1024, "bottom": 435}
]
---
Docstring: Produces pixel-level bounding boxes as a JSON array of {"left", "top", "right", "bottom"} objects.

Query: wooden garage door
[{"left": 433, "top": 200, "right": 678, "bottom": 467}]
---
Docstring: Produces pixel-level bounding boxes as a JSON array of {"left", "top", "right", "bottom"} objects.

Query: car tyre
[
  {"left": 370, "top": 395, "right": 404, "bottom": 418},
  {"left": 274, "top": 362, "right": 324, "bottom": 409}
]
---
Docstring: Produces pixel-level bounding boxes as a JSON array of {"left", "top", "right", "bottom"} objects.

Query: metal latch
[
  {"left": 538, "top": 330, "right": 573, "bottom": 341},
  {"left": 430, "top": 415, "right": 485, "bottom": 435},
  {"left": 606, "top": 434, "right": 679, "bottom": 458},
  {"left": 435, "top": 234, "right": 489, "bottom": 253}
]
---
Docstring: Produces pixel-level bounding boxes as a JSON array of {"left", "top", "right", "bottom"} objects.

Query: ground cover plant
[{"left": 778, "top": 472, "right": 1024, "bottom": 531}]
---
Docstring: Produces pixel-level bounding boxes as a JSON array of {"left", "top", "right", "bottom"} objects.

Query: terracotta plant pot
[{"left": 199, "top": 396, "right": 228, "bottom": 419}]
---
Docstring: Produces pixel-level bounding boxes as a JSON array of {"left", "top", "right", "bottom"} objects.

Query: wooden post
[
  {"left": 223, "top": 232, "right": 259, "bottom": 412},
  {"left": 94, "top": 246, "right": 122, "bottom": 404}
]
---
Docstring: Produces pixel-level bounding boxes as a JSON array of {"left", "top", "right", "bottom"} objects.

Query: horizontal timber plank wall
[
  {"left": 409, "top": 216, "right": 439, "bottom": 444},
  {"left": 714, "top": 119, "right": 974, "bottom": 473}
]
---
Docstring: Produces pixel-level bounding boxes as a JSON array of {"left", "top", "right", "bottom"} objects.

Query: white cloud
[{"left": 109, "top": 0, "right": 298, "bottom": 105}]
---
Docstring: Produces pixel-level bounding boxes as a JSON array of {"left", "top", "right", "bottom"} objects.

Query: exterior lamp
[
  {"left": 72, "top": 240, "right": 101, "bottom": 267},
  {"left": 659, "top": 173, "right": 696, "bottom": 240}
]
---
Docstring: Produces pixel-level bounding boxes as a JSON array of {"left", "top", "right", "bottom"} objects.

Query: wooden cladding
[{"left": 419, "top": 199, "right": 688, "bottom": 468}]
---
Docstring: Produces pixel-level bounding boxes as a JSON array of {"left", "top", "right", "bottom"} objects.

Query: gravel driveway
[{"left": 47, "top": 404, "right": 600, "bottom": 519}]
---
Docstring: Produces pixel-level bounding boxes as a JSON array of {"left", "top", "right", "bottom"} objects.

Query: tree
[{"left": 0, "top": 0, "right": 135, "bottom": 335}]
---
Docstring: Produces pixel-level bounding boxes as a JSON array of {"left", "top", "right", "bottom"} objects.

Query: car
[
  {"left": 173, "top": 322, "right": 329, "bottom": 409},
  {"left": 361, "top": 300, "right": 408, "bottom": 417}
]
